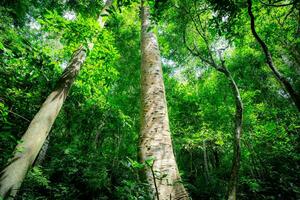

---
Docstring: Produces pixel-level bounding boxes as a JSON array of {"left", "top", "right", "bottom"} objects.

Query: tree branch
[{"left": 258, "top": 0, "right": 297, "bottom": 7}]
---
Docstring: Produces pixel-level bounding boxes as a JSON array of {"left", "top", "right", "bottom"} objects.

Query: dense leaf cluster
[{"left": 0, "top": 0, "right": 299, "bottom": 199}]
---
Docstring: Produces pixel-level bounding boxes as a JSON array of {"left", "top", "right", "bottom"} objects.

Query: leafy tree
[{"left": 0, "top": 0, "right": 299, "bottom": 199}]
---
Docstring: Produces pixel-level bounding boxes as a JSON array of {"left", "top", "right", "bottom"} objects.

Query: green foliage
[
  {"left": 27, "top": 167, "right": 50, "bottom": 188},
  {"left": 1, "top": 0, "right": 300, "bottom": 199}
]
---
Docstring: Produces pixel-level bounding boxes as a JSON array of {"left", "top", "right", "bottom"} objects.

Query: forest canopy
[{"left": 0, "top": 0, "right": 299, "bottom": 199}]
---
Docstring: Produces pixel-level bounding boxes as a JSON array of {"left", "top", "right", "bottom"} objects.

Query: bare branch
[
  {"left": 8, "top": 109, "right": 30, "bottom": 122},
  {"left": 258, "top": 0, "right": 297, "bottom": 7}
]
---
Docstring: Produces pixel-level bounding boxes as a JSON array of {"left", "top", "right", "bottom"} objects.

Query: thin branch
[
  {"left": 282, "top": 5, "right": 296, "bottom": 23},
  {"left": 248, "top": 0, "right": 300, "bottom": 111},
  {"left": 183, "top": 26, "right": 214, "bottom": 66},
  {"left": 180, "top": 1, "right": 231, "bottom": 74},
  {"left": 8, "top": 110, "right": 30, "bottom": 122},
  {"left": 188, "top": 6, "right": 220, "bottom": 69},
  {"left": 181, "top": 4, "right": 220, "bottom": 69},
  {"left": 150, "top": 160, "right": 159, "bottom": 200},
  {"left": 258, "top": 0, "right": 297, "bottom": 7}
]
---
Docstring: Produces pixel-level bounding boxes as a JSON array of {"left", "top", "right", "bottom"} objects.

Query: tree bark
[
  {"left": 139, "top": 1, "right": 189, "bottom": 199},
  {"left": 222, "top": 68, "right": 243, "bottom": 200},
  {"left": 0, "top": 46, "right": 86, "bottom": 199},
  {"left": 34, "top": 135, "right": 50, "bottom": 166},
  {"left": 247, "top": 0, "right": 300, "bottom": 111}
]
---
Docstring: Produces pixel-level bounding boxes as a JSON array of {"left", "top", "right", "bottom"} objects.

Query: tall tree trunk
[
  {"left": 139, "top": 1, "right": 189, "bottom": 199},
  {"left": 32, "top": 0, "right": 114, "bottom": 168},
  {"left": 0, "top": 46, "right": 86, "bottom": 199},
  {"left": 0, "top": 1, "right": 115, "bottom": 197},
  {"left": 222, "top": 68, "right": 243, "bottom": 200},
  {"left": 247, "top": 0, "right": 300, "bottom": 111}
]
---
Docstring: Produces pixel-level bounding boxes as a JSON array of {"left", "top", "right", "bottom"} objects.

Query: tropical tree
[
  {"left": 0, "top": 1, "right": 113, "bottom": 198},
  {"left": 139, "top": 0, "right": 189, "bottom": 199},
  {"left": 179, "top": 1, "right": 243, "bottom": 199},
  {"left": 0, "top": 0, "right": 299, "bottom": 199}
]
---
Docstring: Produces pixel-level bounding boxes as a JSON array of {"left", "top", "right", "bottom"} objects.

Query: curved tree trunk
[
  {"left": 247, "top": 0, "right": 300, "bottom": 111},
  {"left": 139, "top": 1, "right": 189, "bottom": 199},
  {"left": 223, "top": 69, "right": 243, "bottom": 200},
  {"left": 0, "top": 46, "right": 86, "bottom": 199}
]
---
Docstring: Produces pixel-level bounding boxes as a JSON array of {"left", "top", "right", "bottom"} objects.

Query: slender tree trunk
[
  {"left": 212, "top": 149, "right": 220, "bottom": 169},
  {"left": 32, "top": 0, "right": 114, "bottom": 167},
  {"left": 222, "top": 68, "right": 243, "bottom": 200},
  {"left": 0, "top": 1, "right": 114, "bottom": 198},
  {"left": 139, "top": 1, "right": 189, "bottom": 199},
  {"left": 0, "top": 46, "right": 86, "bottom": 199},
  {"left": 182, "top": 2, "right": 243, "bottom": 197},
  {"left": 203, "top": 140, "right": 210, "bottom": 184},
  {"left": 247, "top": 0, "right": 300, "bottom": 111}
]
